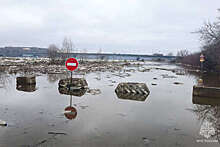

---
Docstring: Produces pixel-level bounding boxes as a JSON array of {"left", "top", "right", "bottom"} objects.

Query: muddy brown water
[{"left": 0, "top": 62, "right": 219, "bottom": 147}]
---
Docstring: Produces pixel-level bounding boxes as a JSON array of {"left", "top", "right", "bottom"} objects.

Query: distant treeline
[{"left": 178, "top": 9, "right": 220, "bottom": 72}]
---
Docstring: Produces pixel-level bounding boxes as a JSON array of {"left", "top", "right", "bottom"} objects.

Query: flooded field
[{"left": 0, "top": 61, "right": 219, "bottom": 147}]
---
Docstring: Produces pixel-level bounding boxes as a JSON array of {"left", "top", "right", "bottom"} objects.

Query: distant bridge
[
  {"left": 67, "top": 53, "right": 177, "bottom": 61},
  {"left": 0, "top": 51, "right": 176, "bottom": 61},
  {"left": 25, "top": 52, "right": 177, "bottom": 61}
]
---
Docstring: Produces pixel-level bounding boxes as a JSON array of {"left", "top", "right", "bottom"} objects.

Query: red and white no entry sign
[
  {"left": 65, "top": 58, "right": 78, "bottom": 71},
  {"left": 64, "top": 106, "right": 77, "bottom": 120}
]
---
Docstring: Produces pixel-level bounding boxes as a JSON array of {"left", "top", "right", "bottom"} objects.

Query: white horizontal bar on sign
[{"left": 67, "top": 63, "right": 77, "bottom": 66}]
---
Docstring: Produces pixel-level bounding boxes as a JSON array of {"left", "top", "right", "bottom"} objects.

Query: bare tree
[
  {"left": 196, "top": 10, "right": 220, "bottom": 71},
  {"left": 48, "top": 44, "right": 59, "bottom": 61},
  {"left": 61, "top": 37, "right": 74, "bottom": 58},
  {"left": 176, "top": 9, "right": 220, "bottom": 71},
  {"left": 176, "top": 49, "right": 189, "bottom": 57},
  {"left": 197, "top": 21, "right": 220, "bottom": 45}
]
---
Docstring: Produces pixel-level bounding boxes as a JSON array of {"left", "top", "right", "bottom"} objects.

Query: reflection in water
[
  {"left": 58, "top": 87, "right": 87, "bottom": 96},
  {"left": 16, "top": 84, "right": 36, "bottom": 92},
  {"left": 64, "top": 95, "right": 77, "bottom": 120},
  {"left": 0, "top": 72, "right": 11, "bottom": 88},
  {"left": 193, "top": 96, "right": 220, "bottom": 106},
  {"left": 16, "top": 76, "right": 36, "bottom": 92},
  {"left": 191, "top": 95, "right": 220, "bottom": 142},
  {"left": 115, "top": 92, "right": 149, "bottom": 101},
  {"left": 59, "top": 85, "right": 86, "bottom": 120},
  {"left": 47, "top": 73, "right": 69, "bottom": 83}
]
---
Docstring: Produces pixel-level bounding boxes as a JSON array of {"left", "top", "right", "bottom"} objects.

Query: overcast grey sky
[{"left": 0, "top": 0, "right": 220, "bottom": 54}]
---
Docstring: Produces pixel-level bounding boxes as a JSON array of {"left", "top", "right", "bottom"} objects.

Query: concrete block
[
  {"left": 115, "top": 82, "right": 150, "bottom": 101},
  {"left": 192, "top": 96, "right": 220, "bottom": 106},
  {"left": 16, "top": 76, "right": 36, "bottom": 85},
  {"left": 193, "top": 86, "right": 220, "bottom": 98}
]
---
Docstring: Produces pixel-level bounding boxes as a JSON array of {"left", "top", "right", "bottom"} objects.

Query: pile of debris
[{"left": 0, "top": 58, "right": 142, "bottom": 75}]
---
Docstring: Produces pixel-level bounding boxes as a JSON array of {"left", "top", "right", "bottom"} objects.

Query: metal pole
[
  {"left": 201, "top": 62, "right": 203, "bottom": 73},
  {"left": 71, "top": 71, "right": 72, "bottom": 84},
  {"left": 70, "top": 95, "right": 72, "bottom": 107}
]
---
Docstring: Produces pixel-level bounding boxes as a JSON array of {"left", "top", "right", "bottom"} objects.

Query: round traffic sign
[
  {"left": 65, "top": 58, "right": 78, "bottom": 71},
  {"left": 64, "top": 106, "right": 77, "bottom": 120}
]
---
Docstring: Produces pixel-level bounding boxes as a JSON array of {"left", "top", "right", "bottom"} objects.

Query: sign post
[
  {"left": 64, "top": 96, "right": 77, "bottom": 120},
  {"left": 200, "top": 54, "right": 205, "bottom": 73},
  {"left": 198, "top": 54, "right": 205, "bottom": 86},
  {"left": 64, "top": 58, "right": 79, "bottom": 120},
  {"left": 65, "top": 58, "right": 79, "bottom": 84}
]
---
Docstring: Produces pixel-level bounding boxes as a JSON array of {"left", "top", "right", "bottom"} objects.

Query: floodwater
[{"left": 0, "top": 62, "right": 219, "bottom": 147}]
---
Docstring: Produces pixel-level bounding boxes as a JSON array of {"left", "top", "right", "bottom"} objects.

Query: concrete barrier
[
  {"left": 192, "top": 96, "right": 220, "bottom": 106},
  {"left": 16, "top": 76, "right": 36, "bottom": 92},
  {"left": 16, "top": 76, "right": 36, "bottom": 85},
  {"left": 58, "top": 78, "right": 88, "bottom": 90},
  {"left": 115, "top": 82, "right": 150, "bottom": 101},
  {"left": 16, "top": 84, "right": 36, "bottom": 92},
  {"left": 58, "top": 78, "right": 88, "bottom": 96},
  {"left": 58, "top": 87, "right": 87, "bottom": 96},
  {"left": 193, "top": 86, "right": 220, "bottom": 98}
]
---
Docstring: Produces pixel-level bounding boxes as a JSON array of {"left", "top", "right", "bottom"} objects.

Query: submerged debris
[
  {"left": 87, "top": 88, "right": 101, "bottom": 95},
  {"left": 79, "top": 105, "right": 89, "bottom": 109},
  {"left": 142, "top": 137, "right": 155, "bottom": 146},
  {"left": 138, "top": 68, "right": 150, "bottom": 72},
  {"left": 48, "top": 132, "right": 67, "bottom": 135},
  {"left": 124, "top": 69, "right": 135, "bottom": 72},
  {"left": 173, "top": 82, "right": 183, "bottom": 85},
  {"left": 161, "top": 74, "right": 177, "bottom": 79},
  {"left": 0, "top": 120, "right": 7, "bottom": 126},
  {"left": 142, "top": 137, "right": 151, "bottom": 145},
  {"left": 36, "top": 139, "right": 47, "bottom": 146},
  {"left": 112, "top": 73, "right": 131, "bottom": 78},
  {"left": 116, "top": 113, "right": 127, "bottom": 117}
]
